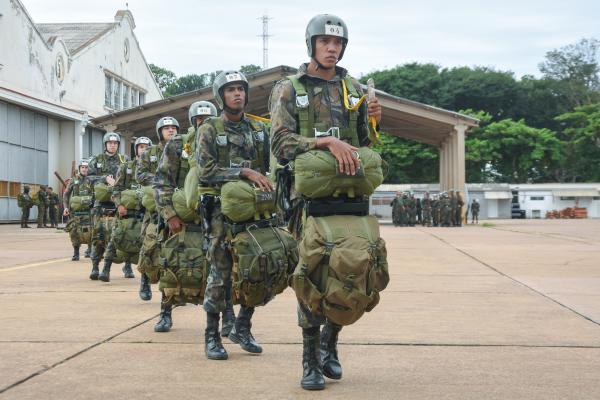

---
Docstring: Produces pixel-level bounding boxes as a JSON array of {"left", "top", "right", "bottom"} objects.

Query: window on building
[
  {"left": 593, "top": 196, "right": 600, "bottom": 200},
  {"left": 139, "top": 92, "right": 146, "bottom": 105},
  {"left": 560, "top": 196, "right": 576, "bottom": 201},
  {"left": 104, "top": 75, "right": 113, "bottom": 108},
  {"left": 0, "top": 181, "right": 8, "bottom": 197},
  {"left": 123, "top": 85, "right": 130, "bottom": 109},
  {"left": 131, "top": 88, "right": 138, "bottom": 107},
  {"left": 530, "top": 196, "right": 545, "bottom": 201},
  {"left": 9, "top": 182, "right": 21, "bottom": 198},
  {"left": 113, "top": 80, "right": 122, "bottom": 110}
]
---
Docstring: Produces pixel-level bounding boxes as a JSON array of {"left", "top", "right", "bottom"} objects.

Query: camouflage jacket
[
  {"left": 154, "top": 133, "right": 193, "bottom": 221},
  {"left": 136, "top": 143, "right": 164, "bottom": 186},
  {"left": 37, "top": 189, "right": 48, "bottom": 206},
  {"left": 269, "top": 63, "right": 373, "bottom": 165},
  {"left": 112, "top": 159, "right": 139, "bottom": 207},
  {"left": 87, "top": 152, "right": 128, "bottom": 185},
  {"left": 195, "top": 114, "right": 269, "bottom": 185},
  {"left": 63, "top": 173, "right": 93, "bottom": 209},
  {"left": 422, "top": 198, "right": 432, "bottom": 210},
  {"left": 18, "top": 193, "right": 33, "bottom": 209},
  {"left": 48, "top": 192, "right": 60, "bottom": 206}
]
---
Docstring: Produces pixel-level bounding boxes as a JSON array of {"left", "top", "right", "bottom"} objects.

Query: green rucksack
[
  {"left": 294, "top": 147, "right": 384, "bottom": 199},
  {"left": 94, "top": 182, "right": 112, "bottom": 202},
  {"left": 141, "top": 186, "right": 156, "bottom": 213},
  {"left": 65, "top": 216, "right": 92, "bottom": 245},
  {"left": 159, "top": 226, "right": 207, "bottom": 305},
  {"left": 230, "top": 225, "right": 298, "bottom": 307},
  {"left": 290, "top": 215, "right": 389, "bottom": 326},
  {"left": 221, "top": 180, "right": 276, "bottom": 222},
  {"left": 69, "top": 195, "right": 93, "bottom": 211},
  {"left": 112, "top": 217, "right": 143, "bottom": 255},
  {"left": 173, "top": 189, "right": 198, "bottom": 223},
  {"left": 120, "top": 189, "right": 140, "bottom": 210}
]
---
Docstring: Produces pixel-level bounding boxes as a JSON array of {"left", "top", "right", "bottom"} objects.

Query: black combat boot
[
  {"left": 71, "top": 246, "right": 80, "bottom": 261},
  {"left": 301, "top": 327, "right": 325, "bottom": 390},
  {"left": 139, "top": 273, "right": 152, "bottom": 301},
  {"left": 84, "top": 246, "right": 91, "bottom": 258},
  {"left": 154, "top": 302, "right": 173, "bottom": 332},
  {"left": 89, "top": 260, "right": 100, "bottom": 280},
  {"left": 205, "top": 312, "right": 228, "bottom": 360},
  {"left": 221, "top": 280, "right": 235, "bottom": 337},
  {"left": 229, "top": 306, "right": 262, "bottom": 354},
  {"left": 98, "top": 260, "right": 112, "bottom": 282},
  {"left": 320, "top": 322, "right": 343, "bottom": 380},
  {"left": 122, "top": 262, "right": 135, "bottom": 278}
]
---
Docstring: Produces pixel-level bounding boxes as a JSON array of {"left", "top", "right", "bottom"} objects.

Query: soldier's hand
[
  {"left": 317, "top": 136, "right": 360, "bottom": 175},
  {"left": 106, "top": 175, "right": 116, "bottom": 186},
  {"left": 241, "top": 168, "right": 274, "bottom": 192},
  {"left": 63, "top": 208, "right": 70, "bottom": 217},
  {"left": 368, "top": 98, "right": 382, "bottom": 124},
  {"left": 117, "top": 205, "right": 127, "bottom": 217},
  {"left": 167, "top": 216, "right": 184, "bottom": 234}
]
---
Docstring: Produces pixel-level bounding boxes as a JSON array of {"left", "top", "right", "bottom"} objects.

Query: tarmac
[{"left": 0, "top": 219, "right": 599, "bottom": 400}]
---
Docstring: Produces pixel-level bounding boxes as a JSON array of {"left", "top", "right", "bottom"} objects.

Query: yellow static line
[{"left": 0, "top": 258, "right": 71, "bottom": 273}]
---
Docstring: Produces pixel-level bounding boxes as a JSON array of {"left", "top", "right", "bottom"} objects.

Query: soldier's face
[
  {"left": 136, "top": 143, "right": 149, "bottom": 157},
  {"left": 314, "top": 35, "right": 343, "bottom": 69},
  {"left": 79, "top": 165, "right": 88, "bottom": 176},
  {"left": 161, "top": 126, "right": 177, "bottom": 142},
  {"left": 223, "top": 84, "right": 246, "bottom": 113},
  {"left": 106, "top": 141, "right": 118, "bottom": 154}
]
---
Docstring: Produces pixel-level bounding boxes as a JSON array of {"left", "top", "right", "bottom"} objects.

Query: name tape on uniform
[
  {"left": 225, "top": 73, "right": 242, "bottom": 82},
  {"left": 325, "top": 24, "right": 344, "bottom": 37}
]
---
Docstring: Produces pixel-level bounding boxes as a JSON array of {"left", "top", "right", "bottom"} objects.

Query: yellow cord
[
  {"left": 246, "top": 113, "right": 271, "bottom": 123},
  {"left": 341, "top": 80, "right": 380, "bottom": 142}
]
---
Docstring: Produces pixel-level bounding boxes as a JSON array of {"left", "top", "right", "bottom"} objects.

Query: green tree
[
  {"left": 240, "top": 64, "right": 262, "bottom": 75},
  {"left": 374, "top": 134, "right": 439, "bottom": 183},
  {"left": 555, "top": 103, "right": 600, "bottom": 181},
  {"left": 149, "top": 64, "right": 177, "bottom": 94}
]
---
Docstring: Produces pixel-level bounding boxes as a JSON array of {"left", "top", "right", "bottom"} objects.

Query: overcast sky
[{"left": 23, "top": 0, "right": 600, "bottom": 80}]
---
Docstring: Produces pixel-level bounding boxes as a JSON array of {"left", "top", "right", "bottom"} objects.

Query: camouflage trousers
[
  {"left": 203, "top": 204, "right": 233, "bottom": 314},
  {"left": 20, "top": 207, "right": 30, "bottom": 226},
  {"left": 422, "top": 208, "right": 432, "bottom": 226},
  {"left": 91, "top": 208, "right": 114, "bottom": 263},
  {"left": 137, "top": 211, "right": 161, "bottom": 283},
  {"left": 67, "top": 215, "right": 91, "bottom": 247},
  {"left": 48, "top": 206, "right": 58, "bottom": 226},
  {"left": 37, "top": 204, "right": 46, "bottom": 226}
]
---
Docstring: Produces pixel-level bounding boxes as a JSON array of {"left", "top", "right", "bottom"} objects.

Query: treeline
[{"left": 362, "top": 38, "right": 600, "bottom": 183}]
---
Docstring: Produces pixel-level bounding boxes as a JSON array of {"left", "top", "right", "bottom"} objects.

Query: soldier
[
  {"left": 416, "top": 197, "right": 422, "bottom": 225},
  {"left": 269, "top": 14, "right": 382, "bottom": 390},
  {"left": 431, "top": 194, "right": 439, "bottom": 227},
  {"left": 407, "top": 192, "right": 417, "bottom": 226},
  {"left": 422, "top": 192, "right": 432, "bottom": 227},
  {"left": 194, "top": 70, "right": 271, "bottom": 360},
  {"left": 87, "top": 132, "right": 128, "bottom": 280},
  {"left": 441, "top": 192, "right": 452, "bottom": 227},
  {"left": 390, "top": 191, "right": 401, "bottom": 226},
  {"left": 63, "top": 159, "right": 93, "bottom": 261},
  {"left": 471, "top": 198, "right": 480, "bottom": 223},
  {"left": 47, "top": 187, "right": 60, "bottom": 228},
  {"left": 36, "top": 185, "right": 49, "bottom": 228},
  {"left": 17, "top": 185, "right": 33, "bottom": 228},
  {"left": 99, "top": 136, "right": 151, "bottom": 282},
  {"left": 455, "top": 191, "right": 464, "bottom": 227},
  {"left": 137, "top": 118, "right": 179, "bottom": 302}
]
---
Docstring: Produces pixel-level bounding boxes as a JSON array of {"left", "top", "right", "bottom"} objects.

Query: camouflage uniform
[
  {"left": 63, "top": 173, "right": 93, "bottom": 248},
  {"left": 87, "top": 152, "right": 127, "bottom": 269},
  {"left": 449, "top": 191, "right": 458, "bottom": 226},
  {"left": 195, "top": 114, "right": 270, "bottom": 314},
  {"left": 471, "top": 200, "right": 480, "bottom": 223},
  {"left": 269, "top": 63, "right": 374, "bottom": 329},
  {"left": 47, "top": 190, "right": 60, "bottom": 227},
  {"left": 18, "top": 188, "right": 33, "bottom": 228},
  {"left": 431, "top": 196, "right": 440, "bottom": 227},
  {"left": 390, "top": 196, "right": 402, "bottom": 226},
  {"left": 136, "top": 143, "right": 164, "bottom": 281},
  {"left": 407, "top": 194, "right": 417, "bottom": 226},
  {"left": 36, "top": 187, "right": 48, "bottom": 228},
  {"left": 455, "top": 192, "right": 464, "bottom": 227},
  {"left": 422, "top": 195, "right": 432, "bottom": 226}
]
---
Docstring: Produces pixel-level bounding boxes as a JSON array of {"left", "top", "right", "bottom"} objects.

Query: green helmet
[
  {"left": 155, "top": 116, "right": 180, "bottom": 142},
  {"left": 103, "top": 132, "right": 121, "bottom": 149},
  {"left": 305, "top": 14, "right": 348, "bottom": 61},
  {"left": 134, "top": 136, "right": 152, "bottom": 156},
  {"left": 212, "top": 70, "right": 249, "bottom": 110},
  {"left": 188, "top": 101, "right": 218, "bottom": 125}
]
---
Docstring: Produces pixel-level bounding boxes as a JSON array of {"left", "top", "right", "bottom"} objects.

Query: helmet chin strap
[
  {"left": 223, "top": 104, "right": 244, "bottom": 116},
  {"left": 312, "top": 57, "right": 336, "bottom": 71}
]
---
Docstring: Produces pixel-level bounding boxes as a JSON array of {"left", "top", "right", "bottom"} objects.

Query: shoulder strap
[
  {"left": 342, "top": 76, "right": 360, "bottom": 146},
  {"left": 286, "top": 75, "right": 313, "bottom": 138},
  {"left": 206, "top": 117, "right": 229, "bottom": 168}
]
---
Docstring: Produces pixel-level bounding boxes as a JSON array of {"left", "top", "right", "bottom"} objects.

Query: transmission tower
[{"left": 258, "top": 14, "right": 273, "bottom": 69}]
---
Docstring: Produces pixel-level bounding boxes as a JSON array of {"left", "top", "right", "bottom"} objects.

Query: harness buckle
[
  {"left": 296, "top": 95, "right": 309, "bottom": 108},
  {"left": 314, "top": 126, "right": 340, "bottom": 139}
]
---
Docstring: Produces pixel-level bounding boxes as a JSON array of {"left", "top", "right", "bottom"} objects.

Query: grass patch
[{"left": 482, "top": 222, "right": 495, "bottom": 227}]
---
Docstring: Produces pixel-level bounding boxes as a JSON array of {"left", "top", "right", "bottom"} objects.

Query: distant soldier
[
  {"left": 471, "top": 199, "right": 480, "bottom": 223},
  {"left": 440, "top": 192, "right": 451, "bottom": 227},
  {"left": 63, "top": 159, "right": 93, "bottom": 261},
  {"left": 455, "top": 191, "right": 464, "bottom": 227},
  {"left": 390, "top": 191, "right": 402, "bottom": 226},
  {"left": 17, "top": 185, "right": 33, "bottom": 228},
  {"left": 449, "top": 190, "right": 458, "bottom": 226},
  {"left": 47, "top": 187, "right": 60, "bottom": 228},
  {"left": 422, "top": 192, "right": 432, "bottom": 227},
  {"left": 407, "top": 193, "right": 417, "bottom": 226},
  {"left": 416, "top": 197, "right": 422, "bottom": 225},
  {"left": 36, "top": 185, "right": 49, "bottom": 228}
]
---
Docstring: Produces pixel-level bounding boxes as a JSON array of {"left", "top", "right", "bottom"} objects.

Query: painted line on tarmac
[
  {"left": 422, "top": 228, "right": 600, "bottom": 329},
  {"left": 0, "top": 258, "right": 71, "bottom": 273},
  {"left": 0, "top": 313, "right": 160, "bottom": 395},
  {"left": 488, "top": 226, "right": 599, "bottom": 246}
]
